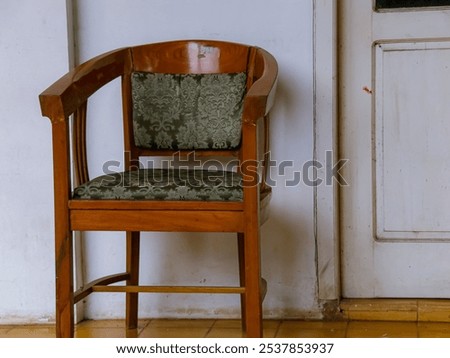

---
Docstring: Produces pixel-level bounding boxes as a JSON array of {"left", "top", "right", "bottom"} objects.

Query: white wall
[
  {"left": 76, "top": 0, "right": 318, "bottom": 320},
  {"left": 0, "top": 0, "right": 320, "bottom": 324},
  {"left": 0, "top": 0, "right": 72, "bottom": 323}
]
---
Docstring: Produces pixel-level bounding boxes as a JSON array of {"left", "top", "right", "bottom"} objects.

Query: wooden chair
[{"left": 39, "top": 40, "right": 278, "bottom": 338}]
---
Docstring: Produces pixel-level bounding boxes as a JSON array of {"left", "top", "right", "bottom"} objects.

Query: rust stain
[{"left": 363, "top": 86, "right": 372, "bottom": 94}]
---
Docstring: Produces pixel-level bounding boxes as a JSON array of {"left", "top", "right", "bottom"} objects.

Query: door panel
[
  {"left": 340, "top": 0, "right": 450, "bottom": 297},
  {"left": 375, "top": 40, "right": 450, "bottom": 240}
]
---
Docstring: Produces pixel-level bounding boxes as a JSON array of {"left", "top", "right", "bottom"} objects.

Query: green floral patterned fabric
[
  {"left": 73, "top": 169, "right": 243, "bottom": 201},
  {"left": 131, "top": 72, "right": 247, "bottom": 150}
]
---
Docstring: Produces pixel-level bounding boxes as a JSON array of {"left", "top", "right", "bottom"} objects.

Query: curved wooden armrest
[
  {"left": 243, "top": 47, "right": 278, "bottom": 124},
  {"left": 39, "top": 47, "right": 132, "bottom": 122}
]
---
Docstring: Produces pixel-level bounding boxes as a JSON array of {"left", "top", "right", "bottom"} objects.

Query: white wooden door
[{"left": 340, "top": 0, "right": 450, "bottom": 298}]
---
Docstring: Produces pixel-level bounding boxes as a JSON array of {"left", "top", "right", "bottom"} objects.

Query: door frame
[{"left": 313, "top": 0, "right": 340, "bottom": 302}]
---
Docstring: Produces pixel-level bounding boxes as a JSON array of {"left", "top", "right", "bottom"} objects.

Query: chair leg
[
  {"left": 55, "top": 228, "right": 74, "bottom": 337},
  {"left": 243, "top": 227, "right": 263, "bottom": 338},
  {"left": 237, "top": 233, "right": 247, "bottom": 333},
  {"left": 125, "top": 231, "right": 140, "bottom": 337}
]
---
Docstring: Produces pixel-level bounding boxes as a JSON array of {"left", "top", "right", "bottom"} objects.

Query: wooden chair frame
[{"left": 39, "top": 40, "right": 278, "bottom": 338}]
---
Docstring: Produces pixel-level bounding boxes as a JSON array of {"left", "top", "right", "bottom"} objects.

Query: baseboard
[{"left": 340, "top": 298, "right": 450, "bottom": 322}]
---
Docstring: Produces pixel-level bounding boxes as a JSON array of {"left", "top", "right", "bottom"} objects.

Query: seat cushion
[
  {"left": 73, "top": 168, "right": 243, "bottom": 201},
  {"left": 131, "top": 72, "right": 247, "bottom": 150}
]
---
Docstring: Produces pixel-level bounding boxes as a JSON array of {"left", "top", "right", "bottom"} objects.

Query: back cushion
[{"left": 131, "top": 72, "right": 247, "bottom": 150}]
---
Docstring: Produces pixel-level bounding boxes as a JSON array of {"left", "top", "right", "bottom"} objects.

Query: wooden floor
[{"left": 1, "top": 319, "right": 450, "bottom": 338}]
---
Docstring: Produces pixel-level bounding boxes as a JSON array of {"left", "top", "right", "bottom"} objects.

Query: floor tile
[
  {"left": 205, "top": 327, "right": 245, "bottom": 338},
  {"left": 8, "top": 318, "right": 450, "bottom": 339},
  {"left": 276, "top": 320, "right": 347, "bottom": 338},
  {"left": 139, "top": 326, "right": 209, "bottom": 338},
  {"left": 5, "top": 325, "right": 56, "bottom": 338},
  {"left": 206, "top": 320, "right": 280, "bottom": 338},
  {"left": 76, "top": 319, "right": 126, "bottom": 328},
  {"left": 210, "top": 319, "right": 242, "bottom": 329},
  {"left": 346, "top": 321, "right": 417, "bottom": 338},
  {"left": 204, "top": 319, "right": 244, "bottom": 338},
  {"left": 418, "top": 322, "right": 450, "bottom": 338},
  {"left": 76, "top": 327, "right": 126, "bottom": 338},
  {"left": 145, "top": 319, "right": 215, "bottom": 328},
  {"left": 138, "top": 319, "right": 214, "bottom": 338},
  {"left": 75, "top": 319, "right": 149, "bottom": 338},
  {"left": 0, "top": 326, "right": 14, "bottom": 338}
]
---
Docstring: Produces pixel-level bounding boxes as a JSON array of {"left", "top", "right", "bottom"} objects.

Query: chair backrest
[
  {"left": 39, "top": 39, "right": 277, "bottom": 191},
  {"left": 123, "top": 40, "right": 254, "bottom": 158}
]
